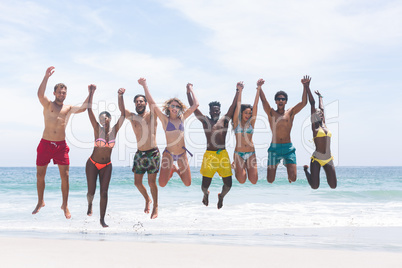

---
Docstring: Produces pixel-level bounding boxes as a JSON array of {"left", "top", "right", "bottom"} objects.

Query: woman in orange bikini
[
  {"left": 85, "top": 84, "right": 125, "bottom": 227},
  {"left": 303, "top": 77, "right": 337, "bottom": 189},
  {"left": 138, "top": 77, "right": 199, "bottom": 187}
]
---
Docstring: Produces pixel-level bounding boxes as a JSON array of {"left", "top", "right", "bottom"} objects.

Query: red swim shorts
[{"left": 36, "top": 139, "right": 70, "bottom": 166}]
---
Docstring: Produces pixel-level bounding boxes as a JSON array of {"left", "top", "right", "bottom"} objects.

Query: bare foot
[
  {"left": 87, "top": 203, "right": 93, "bottom": 216},
  {"left": 202, "top": 191, "right": 209, "bottom": 206},
  {"left": 150, "top": 206, "right": 158, "bottom": 219},
  {"left": 217, "top": 193, "right": 224, "bottom": 209},
  {"left": 32, "top": 201, "right": 45, "bottom": 214},
  {"left": 144, "top": 199, "right": 152, "bottom": 214},
  {"left": 61, "top": 205, "right": 71, "bottom": 219},
  {"left": 169, "top": 164, "right": 179, "bottom": 179},
  {"left": 100, "top": 219, "right": 109, "bottom": 228}
]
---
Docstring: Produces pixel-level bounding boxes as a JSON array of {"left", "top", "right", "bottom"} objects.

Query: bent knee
[
  {"left": 288, "top": 175, "right": 297, "bottom": 182},
  {"left": 249, "top": 178, "right": 258, "bottom": 184}
]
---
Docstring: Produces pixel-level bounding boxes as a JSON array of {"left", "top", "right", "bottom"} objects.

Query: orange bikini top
[{"left": 94, "top": 138, "right": 115, "bottom": 148}]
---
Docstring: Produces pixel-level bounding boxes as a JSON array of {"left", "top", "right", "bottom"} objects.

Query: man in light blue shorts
[{"left": 260, "top": 76, "right": 309, "bottom": 183}]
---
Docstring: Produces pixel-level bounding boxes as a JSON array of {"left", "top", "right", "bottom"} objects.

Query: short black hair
[
  {"left": 134, "top": 94, "right": 147, "bottom": 103},
  {"left": 99, "top": 111, "right": 111, "bottom": 118},
  {"left": 274, "top": 91, "right": 288, "bottom": 101},
  {"left": 209, "top": 101, "right": 221, "bottom": 109}
]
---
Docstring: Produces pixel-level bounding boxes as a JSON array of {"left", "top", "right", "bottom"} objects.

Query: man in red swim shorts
[{"left": 33, "top": 66, "right": 89, "bottom": 219}]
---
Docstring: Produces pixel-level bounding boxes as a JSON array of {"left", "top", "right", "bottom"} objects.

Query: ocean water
[{"left": 0, "top": 166, "right": 401, "bottom": 252}]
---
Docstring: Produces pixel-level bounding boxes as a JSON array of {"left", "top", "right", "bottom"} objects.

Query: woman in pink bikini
[
  {"left": 85, "top": 84, "right": 125, "bottom": 227},
  {"left": 138, "top": 78, "right": 199, "bottom": 187}
]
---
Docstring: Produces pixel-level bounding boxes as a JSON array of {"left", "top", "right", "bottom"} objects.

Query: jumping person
[
  {"left": 303, "top": 77, "right": 337, "bottom": 189},
  {"left": 33, "top": 66, "right": 89, "bottom": 219},
  {"left": 138, "top": 78, "right": 199, "bottom": 187},
  {"left": 260, "top": 76, "right": 307, "bottom": 183},
  {"left": 85, "top": 85, "right": 126, "bottom": 227},
  {"left": 232, "top": 79, "right": 264, "bottom": 184},
  {"left": 187, "top": 83, "right": 239, "bottom": 209},
  {"left": 124, "top": 87, "right": 160, "bottom": 219}
]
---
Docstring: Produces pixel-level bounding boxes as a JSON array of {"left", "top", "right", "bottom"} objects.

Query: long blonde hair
[{"left": 162, "top": 98, "right": 187, "bottom": 118}]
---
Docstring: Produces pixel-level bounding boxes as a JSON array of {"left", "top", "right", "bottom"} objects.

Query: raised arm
[
  {"left": 251, "top": 79, "right": 263, "bottom": 126},
  {"left": 290, "top": 75, "right": 309, "bottom": 116},
  {"left": 232, "top": 82, "right": 244, "bottom": 128},
  {"left": 224, "top": 85, "right": 240, "bottom": 119},
  {"left": 315, "top": 90, "right": 324, "bottom": 112},
  {"left": 111, "top": 88, "right": 126, "bottom": 135},
  {"left": 71, "top": 92, "right": 90, "bottom": 114},
  {"left": 138, "top": 78, "right": 165, "bottom": 121},
  {"left": 187, "top": 85, "right": 205, "bottom": 121},
  {"left": 303, "top": 76, "right": 316, "bottom": 115},
  {"left": 259, "top": 82, "right": 272, "bottom": 117},
  {"left": 87, "top": 84, "right": 100, "bottom": 131},
  {"left": 37, "top": 66, "right": 54, "bottom": 107},
  {"left": 182, "top": 83, "right": 199, "bottom": 120}
]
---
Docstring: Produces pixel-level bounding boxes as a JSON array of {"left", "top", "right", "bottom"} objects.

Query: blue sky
[{"left": 1, "top": 0, "right": 401, "bottom": 167}]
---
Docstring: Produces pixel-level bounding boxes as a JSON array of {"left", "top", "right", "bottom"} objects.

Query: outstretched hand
[
  {"left": 314, "top": 90, "right": 322, "bottom": 97},
  {"left": 45, "top": 66, "right": 55, "bottom": 78},
  {"left": 237, "top": 81, "right": 244, "bottom": 91},
  {"left": 186, "top": 83, "right": 193, "bottom": 92},
  {"left": 257, "top": 78, "right": 265, "bottom": 87},
  {"left": 88, "top": 84, "right": 96, "bottom": 93},
  {"left": 301, "top": 75, "right": 311, "bottom": 87},
  {"left": 118, "top": 88, "right": 126, "bottom": 95},
  {"left": 138, "top": 77, "right": 147, "bottom": 86}
]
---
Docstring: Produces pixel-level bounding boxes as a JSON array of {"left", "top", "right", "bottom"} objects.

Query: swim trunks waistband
[
  {"left": 137, "top": 147, "right": 159, "bottom": 154},
  {"left": 40, "top": 139, "right": 66, "bottom": 145}
]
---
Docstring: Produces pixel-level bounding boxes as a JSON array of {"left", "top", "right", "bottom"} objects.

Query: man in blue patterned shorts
[{"left": 124, "top": 85, "right": 160, "bottom": 219}]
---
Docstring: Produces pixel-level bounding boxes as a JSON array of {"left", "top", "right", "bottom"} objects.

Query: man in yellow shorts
[{"left": 187, "top": 83, "right": 240, "bottom": 209}]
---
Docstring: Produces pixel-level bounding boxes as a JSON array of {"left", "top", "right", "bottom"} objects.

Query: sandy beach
[{"left": 1, "top": 237, "right": 401, "bottom": 268}]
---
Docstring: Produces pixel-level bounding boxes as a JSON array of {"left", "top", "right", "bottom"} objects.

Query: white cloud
[{"left": 162, "top": 0, "right": 402, "bottom": 76}]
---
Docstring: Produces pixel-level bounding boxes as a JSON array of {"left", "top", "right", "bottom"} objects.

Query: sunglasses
[
  {"left": 169, "top": 104, "right": 181, "bottom": 109},
  {"left": 275, "top": 97, "right": 286, "bottom": 101}
]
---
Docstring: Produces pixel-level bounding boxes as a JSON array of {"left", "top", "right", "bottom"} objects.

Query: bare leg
[
  {"left": 134, "top": 173, "right": 152, "bottom": 214},
  {"left": 246, "top": 154, "right": 258, "bottom": 184},
  {"left": 99, "top": 164, "right": 112, "bottom": 228},
  {"left": 201, "top": 176, "right": 212, "bottom": 206},
  {"left": 85, "top": 158, "right": 98, "bottom": 216},
  {"left": 323, "top": 161, "right": 337, "bottom": 189},
  {"left": 169, "top": 164, "right": 179, "bottom": 179},
  {"left": 286, "top": 163, "right": 297, "bottom": 183},
  {"left": 267, "top": 164, "right": 278, "bottom": 183},
  {"left": 218, "top": 176, "right": 232, "bottom": 209},
  {"left": 304, "top": 160, "right": 320, "bottom": 189},
  {"left": 159, "top": 153, "right": 173, "bottom": 187},
  {"left": 177, "top": 154, "right": 191, "bottom": 186},
  {"left": 148, "top": 173, "right": 159, "bottom": 219},
  {"left": 58, "top": 165, "right": 71, "bottom": 219},
  {"left": 233, "top": 153, "right": 247, "bottom": 184},
  {"left": 32, "top": 165, "right": 48, "bottom": 214}
]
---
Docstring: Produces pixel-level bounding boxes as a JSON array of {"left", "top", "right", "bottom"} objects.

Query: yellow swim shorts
[{"left": 200, "top": 149, "right": 233, "bottom": 178}]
